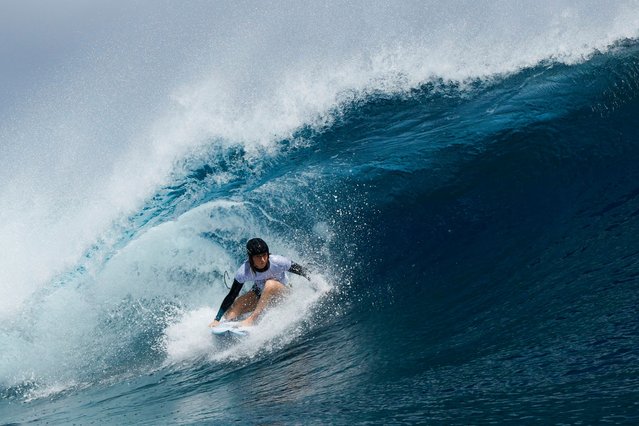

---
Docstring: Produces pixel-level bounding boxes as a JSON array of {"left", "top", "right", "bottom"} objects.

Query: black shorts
[{"left": 251, "top": 284, "right": 262, "bottom": 297}]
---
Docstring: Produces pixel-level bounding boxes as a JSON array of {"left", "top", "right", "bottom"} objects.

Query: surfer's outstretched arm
[
  {"left": 289, "top": 262, "right": 311, "bottom": 280},
  {"left": 209, "top": 279, "right": 244, "bottom": 327}
]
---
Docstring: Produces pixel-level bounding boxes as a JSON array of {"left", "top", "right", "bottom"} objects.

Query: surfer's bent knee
[
  {"left": 263, "top": 279, "right": 286, "bottom": 293},
  {"left": 264, "top": 279, "right": 283, "bottom": 288}
]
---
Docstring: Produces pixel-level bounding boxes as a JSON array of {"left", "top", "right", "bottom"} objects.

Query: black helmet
[{"left": 246, "top": 238, "right": 269, "bottom": 257}]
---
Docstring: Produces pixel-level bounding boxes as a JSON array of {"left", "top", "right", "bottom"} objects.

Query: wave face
[{"left": 2, "top": 2, "right": 639, "bottom": 424}]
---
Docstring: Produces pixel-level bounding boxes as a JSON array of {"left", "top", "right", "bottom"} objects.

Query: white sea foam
[{"left": 163, "top": 272, "right": 332, "bottom": 365}]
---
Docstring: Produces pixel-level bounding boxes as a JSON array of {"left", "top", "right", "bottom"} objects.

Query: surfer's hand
[{"left": 208, "top": 320, "right": 220, "bottom": 328}]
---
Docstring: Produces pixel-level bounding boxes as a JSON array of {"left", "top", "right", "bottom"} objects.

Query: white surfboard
[{"left": 210, "top": 322, "right": 251, "bottom": 338}]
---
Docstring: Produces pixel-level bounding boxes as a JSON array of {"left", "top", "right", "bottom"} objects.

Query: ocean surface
[{"left": 2, "top": 2, "right": 639, "bottom": 424}]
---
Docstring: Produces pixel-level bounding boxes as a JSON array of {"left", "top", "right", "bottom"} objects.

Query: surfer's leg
[
  {"left": 241, "top": 279, "right": 288, "bottom": 326},
  {"left": 224, "top": 291, "right": 259, "bottom": 321}
]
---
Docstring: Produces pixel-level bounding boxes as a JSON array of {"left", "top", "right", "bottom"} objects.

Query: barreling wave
[{"left": 1, "top": 3, "right": 639, "bottom": 421}]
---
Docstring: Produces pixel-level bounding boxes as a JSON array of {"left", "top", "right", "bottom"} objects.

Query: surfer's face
[{"left": 251, "top": 253, "right": 269, "bottom": 270}]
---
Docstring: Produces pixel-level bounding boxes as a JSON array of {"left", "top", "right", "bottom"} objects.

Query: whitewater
[{"left": 2, "top": 1, "right": 639, "bottom": 423}]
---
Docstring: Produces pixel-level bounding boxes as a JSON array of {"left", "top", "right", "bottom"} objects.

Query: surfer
[{"left": 208, "top": 238, "right": 311, "bottom": 328}]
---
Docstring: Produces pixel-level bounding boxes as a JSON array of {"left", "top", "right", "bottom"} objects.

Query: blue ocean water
[{"left": 2, "top": 3, "right": 639, "bottom": 424}]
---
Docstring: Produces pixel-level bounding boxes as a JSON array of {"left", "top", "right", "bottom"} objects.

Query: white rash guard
[{"left": 234, "top": 254, "right": 292, "bottom": 292}]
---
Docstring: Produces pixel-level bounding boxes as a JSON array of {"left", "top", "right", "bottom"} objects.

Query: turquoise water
[{"left": 2, "top": 2, "right": 639, "bottom": 424}]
